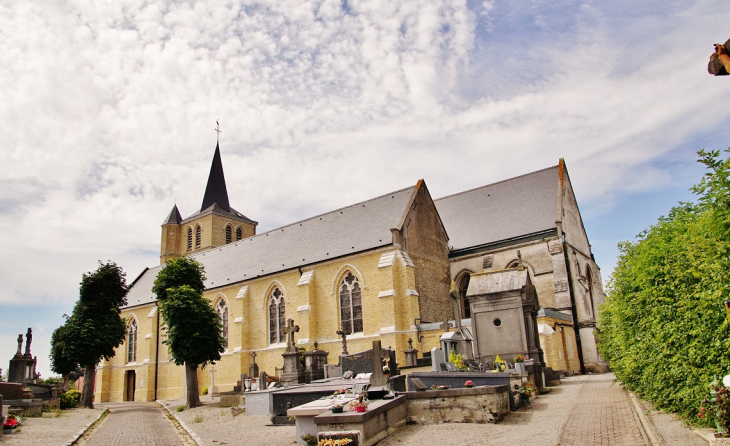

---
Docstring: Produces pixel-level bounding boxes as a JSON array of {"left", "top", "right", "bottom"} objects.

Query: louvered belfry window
[
  {"left": 195, "top": 225, "right": 201, "bottom": 248},
  {"left": 235, "top": 227, "right": 243, "bottom": 241},
  {"left": 225, "top": 225, "right": 232, "bottom": 244},
  {"left": 187, "top": 228, "right": 193, "bottom": 251},
  {"left": 268, "top": 288, "right": 286, "bottom": 344},
  {"left": 127, "top": 319, "right": 137, "bottom": 363},
  {"left": 340, "top": 272, "right": 363, "bottom": 333}
]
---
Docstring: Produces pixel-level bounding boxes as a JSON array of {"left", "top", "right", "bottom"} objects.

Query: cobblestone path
[
  {"left": 557, "top": 374, "right": 646, "bottom": 445},
  {"left": 79, "top": 402, "right": 187, "bottom": 446}
]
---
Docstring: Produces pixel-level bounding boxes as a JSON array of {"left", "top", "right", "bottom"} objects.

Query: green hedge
[
  {"left": 60, "top": 389, "right": 81, "bottom": 409},
  {"left": 598, "top": 149, "right": 730, "bottom": 424}
]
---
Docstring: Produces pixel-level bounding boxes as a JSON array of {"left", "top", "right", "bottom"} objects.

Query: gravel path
[{"left": 0, "top": 408, "right": 104, "bottom": 446}]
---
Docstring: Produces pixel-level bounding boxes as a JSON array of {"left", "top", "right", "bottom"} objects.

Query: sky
[{"left": 1, "top": 0, "right": 729, "bottom": 379}]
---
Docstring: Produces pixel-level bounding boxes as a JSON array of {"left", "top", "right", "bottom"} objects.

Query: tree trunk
[
  {"left": 79, "top": 364, "right": 96, "bottom": 408},
  {"left": 185, "top": 362, "right": 201, "bottom": 409},
  {"left": 62, "top": 374, "right": 69, "bottom": 392}
]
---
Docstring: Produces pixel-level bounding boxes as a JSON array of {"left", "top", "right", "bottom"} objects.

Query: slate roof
[
  {"left": 162, "top": 204, "right": 183, "bottom": 225},
  {"left": 125, "top": 185, "right": 417, "bottom": 308},
  {"left": 434, "top": 165, "right": 559, "bottom": 252},
  {"left": 201, "top": 143, "right": 231, "bottom": 212}
]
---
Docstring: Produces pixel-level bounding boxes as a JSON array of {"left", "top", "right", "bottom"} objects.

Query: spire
[
  {"left": 163, "top": 204, "right": 183, "bottom": 225},
  {"left": 200, "top": 143, "right": 231, "bottom": 212}
]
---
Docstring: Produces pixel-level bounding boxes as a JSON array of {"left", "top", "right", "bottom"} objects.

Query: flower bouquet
[
  {"left": 318, "top": 438, "right": 353, "bottom": 446},
  {"left": 513, "top": 355, "right": 525, "bottom": 363},
  {"left": 3, "top": 414, "right": 21, "bottom": 433},
  {"left": 348, "top": 395, "right": 368, "bottom": 412},
  {"left": 464, "top": 380, "right": 474, "bottom": 388}
]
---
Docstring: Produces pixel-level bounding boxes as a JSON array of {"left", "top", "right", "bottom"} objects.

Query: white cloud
[{"left": 0, "top": 0, "right": 728, "bottom": 318}]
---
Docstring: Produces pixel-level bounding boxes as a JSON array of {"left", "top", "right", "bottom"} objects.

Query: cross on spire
[{"left": 215, "top": 120, "right": 221, "bottom": 143}]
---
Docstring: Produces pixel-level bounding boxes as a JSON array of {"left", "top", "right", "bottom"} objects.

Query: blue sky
[{"left": 1, "top": 0, "right": 729, "bottom": 379}]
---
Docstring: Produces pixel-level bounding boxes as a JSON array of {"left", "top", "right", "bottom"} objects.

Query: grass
[{"left": 193, "top": 414, "right": 204, "bottom": 423}]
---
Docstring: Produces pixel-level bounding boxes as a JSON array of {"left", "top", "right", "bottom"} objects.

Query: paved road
[
  {"left": 80, "top": 402, "right": 186, "bottom": 446},
  {"left": 557, "top": 374, "right": 646, "bottom": 446}
]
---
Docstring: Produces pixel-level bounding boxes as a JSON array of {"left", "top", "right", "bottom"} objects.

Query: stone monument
[
  {"left": 404, "top": 338, "right": 418, "bottom": 367},
  {"left": 249, "top": 351, "right": 259, "bottom": 378},
  {"left": 209, "top": 366, "right": 219, "bottom": 397},
  {"left": 8, "top": 328, "right": 37, "bottom": 384},
  {"left": 302, "top": 342, "right": 328, "bottom": 383},
  {"left": 280, "top": 318, "right": 305, "bottom": 386}
]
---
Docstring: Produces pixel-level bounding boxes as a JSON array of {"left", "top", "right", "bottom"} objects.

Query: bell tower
[{"left": 159, "top": 142, "right": 258, "bottom": 264}]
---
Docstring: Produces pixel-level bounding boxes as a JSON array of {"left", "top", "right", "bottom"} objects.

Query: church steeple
[
  {"left": 200, "top": 143, "right": 230, "bottom": 212},
  {"left": 163, "top": 204, "right": 183, "bottom": 225}
]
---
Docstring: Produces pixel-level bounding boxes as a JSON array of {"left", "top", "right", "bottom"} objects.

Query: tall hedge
[{"left": 598, "top": 149, "right": 730, "bottom": 423}]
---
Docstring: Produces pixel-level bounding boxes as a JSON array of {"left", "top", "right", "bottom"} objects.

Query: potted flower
[
  {"left": 382, "top": 365, "right": 391, "bottom": 377},
  {"left": 330, "top": 403, "right": 344, "bottom": 414},
  {"left": 515, "top": 382, "right": 537, "bottom": 407},
  {"left": 514, "top": 354, "right": 526, "bottom": 372},
  {"left": 493, "top": 354, "right": 506, "bottom": 372},
  {"left": 348, "top": 395, "right": 368, "bottom": 413},
  {"left": 464, "top": 380, "right": 474, "bottom": 388}
]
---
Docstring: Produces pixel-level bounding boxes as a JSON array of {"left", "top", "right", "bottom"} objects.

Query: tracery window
[
  {"left": 235, "top": 227, "right": 243, "bottom": 241},
  {"left": 216, "top": 299, "right": 228, "bottom": 348},
  {"left": 195, "top": 225, "right": 201, "bottom": 248},
  {"left": 187, "top": 228, "right": 193, "bottom": 251},
  {"left": 225, "top": 225, "right": 232, "bottom": 244},
  {"left": 268, "top": 288, "right": 286, "bottom": 344},
  {"left": 127, "top": 319, "right": 137, "bottom": 363},
  {"left": 339, "top": 272, "right": 363, "bottom": 334}
]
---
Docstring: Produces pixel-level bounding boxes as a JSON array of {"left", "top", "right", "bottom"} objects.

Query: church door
[{"left": 125, "top": 370, "right": 136, "bottom": 401}]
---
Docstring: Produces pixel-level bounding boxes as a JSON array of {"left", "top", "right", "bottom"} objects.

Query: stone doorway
[{"left": 125, "top": 370, "right": 136, "bottom": 401}]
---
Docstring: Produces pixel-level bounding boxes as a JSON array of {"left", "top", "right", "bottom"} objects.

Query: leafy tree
[
  {"left": 154, "top": 257, "right": 224, "bottom": 409},
  {"left": 65, "top": 261, "right": 128, "bottom": 408},
  {"left": 50, "top": 321, "right": 78, "bottom": 392},
  {"left": 599, "top": 148, "right": 730, "bottom": 423}
]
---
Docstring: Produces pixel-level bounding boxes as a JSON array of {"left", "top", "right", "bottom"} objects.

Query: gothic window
[
  {"left": 195, "top": 225, "right": 201, "bottom": 248},
  {"left": 235, "top": 227, "right": 243, "bottom": 241},
  {"left": 268, "top": 288, "right": 286, "bottom": 344},
  {"left": 339, "top": 272, "right": 363, "bottom": 334},
  {"left": 187, "top": 227, "right": 193, "bottom": 251},
  {"left": 216, "top": 299, "right": 228, "bottom": 348},
  {"left": 506, "top": 259, "right": 519, "bottom": 269},
  {"left": 225, "top": 225, "right": 232, "bottom": 244},
  {"left": 585, "top": 266, "right": 595, "bottom": 319},
  {"left": 458, "top": 273, "right": 471, "bottom": 319},
  {"left": 127, "top": 319, "right": 137, "bottom": 363}
]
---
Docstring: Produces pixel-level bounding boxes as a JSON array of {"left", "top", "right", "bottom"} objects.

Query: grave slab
[{"left": 315, "top": 396, "right": 407, "bottom": 446}]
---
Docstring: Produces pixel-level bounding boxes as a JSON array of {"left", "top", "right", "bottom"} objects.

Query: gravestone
[
  {"left": 367, "top": 341, "right": 392, "bottom": 391},
  {"left": 430, "top": 347, "right": 445, "bottom": 372},
  {"left": 341, "top": 346, "right": 397, "bottom": 377},
  {"left": 302, "top": 342, "right": 329, "bottom": 383},
  {"left": 249, "top": 351, "right": 259, "bottom": 378},
  {"left": 404, "top": 338, "right": 418, "bottom": 367},
  {"left": 324, "top": 364, "right": 342, "bottom": 379},
  {"left": 209, "top": 366, "right": 219, "bottom": 397},
  {"left": 281, "top": 319, "right": 305, "bottom": 386}
]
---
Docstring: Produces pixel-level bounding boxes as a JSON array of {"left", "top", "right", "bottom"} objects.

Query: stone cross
[
  {"left": 369, "top": 340, "right": 393, "bottom": 388},
  {"left": 284, "top": 318, "right": 299, "bottom": 353},
  {"left": 440, "top": 320, "right": 451, "bottom": 333},
  {"left": 336, "top": 322, "right": 349, "bottom": 355},
  {"left": 251, "top": 351, "right": 257, "bottom": 363},
  {"left": 16, "top": 334, "right": 23, "bottom": 355},
  {"left": 407, "top": 338, "right": 414, "bottom": 349},
  {"left": 210, "top": 366, "right": 219, "bottom": 397},
  {"left": 24, "top": 328, "right": 33, "bottom": 356}
]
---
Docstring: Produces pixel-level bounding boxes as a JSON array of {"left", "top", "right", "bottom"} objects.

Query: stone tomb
[
  {"left": 315, "top": 396, "right": 407, "bottom": 446},
  {"left": 8, "top": 328, "right": 38, "bottom": 384},
  {"left": 467, "top": 267, "right": 546, "bottom": 391},
  {"left": 341, "top": 345, "right": 398, "bottom": 378},
  {"left": 266, "top": 378, "right": 370, "bottom": 424},
  {"left": 404, "top": 385, "right": 510, "bottom": 424},
  {"left": 406, "top": 371, "right": 526, "bottom": 411}
]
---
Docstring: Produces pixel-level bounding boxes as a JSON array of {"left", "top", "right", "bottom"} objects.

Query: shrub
[
  {"left": 60, "top": 390, "right": 81, "bottom": 409},
  {"left": 599, "top": 149, "right": 730, "bottom": 424},
  {"left": 200, "top": 387, "right": 208, "bottom": 396}
]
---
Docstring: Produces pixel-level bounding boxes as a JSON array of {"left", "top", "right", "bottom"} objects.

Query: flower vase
[
  {"left": 331, "top": 406, "right": 343, "bottom": 413},
  {"left": 520, "top": 394, "right": 530, "bottom": 407},
  {"left": 515, "top": 362, "right": 524, "bottom": 373},
  {"left": 355, "top": 406, "right": 366, "bottom": 413}
]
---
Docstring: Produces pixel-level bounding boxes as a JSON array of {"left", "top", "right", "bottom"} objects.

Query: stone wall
[{"left": 404, "top": 385, "right": 510, "bottom": 424}]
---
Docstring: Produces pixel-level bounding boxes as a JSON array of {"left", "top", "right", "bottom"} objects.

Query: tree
[
  {"left": 153, "top": 257, "right": 224, "bottom": 409},
  {"left": 50, "top": 321, "right": 78, "bottom": 392},
  {"left": 598, "top": 148, "right": 730, "bottom": 423},
  {"left": 65, "top": 261, "right": 128, "bottom": 408}
]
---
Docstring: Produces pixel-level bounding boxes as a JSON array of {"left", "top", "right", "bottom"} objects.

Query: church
[{"left": 95, "top": 143, "right": 608, "bottom": 403}]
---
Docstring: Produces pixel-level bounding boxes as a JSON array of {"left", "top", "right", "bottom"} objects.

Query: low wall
[
  {"left": 404, "top": 385, "right": 510, "bottom": 424},
  {"left": 406, "top": 371, "right": 524, "bottom": 411}
]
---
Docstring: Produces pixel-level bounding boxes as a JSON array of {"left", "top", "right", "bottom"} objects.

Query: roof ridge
[
  {"left": 186, "top": 183, "right": 416, "bottom": 257},
  {"left": 435, "top": 164, "right": 558, "bottom": 202}
]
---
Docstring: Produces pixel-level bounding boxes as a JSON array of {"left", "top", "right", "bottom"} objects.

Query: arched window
[
  {"left": 216, "top": 299, "right": 228, "bottom": 348},
  {"left": 195, "top": 225, "right": 201, "bottom": 249},
  {"left": 339, "top": 272, "right": 363, "bottom": 334},
  {"left": 235, "top": 227, "right": 243, "bottom": 241},
  {"left": 127, "top": 319, "right": 137, "bottom": 363},
  {"left": 187, "top": 227, "right": 193, "bottom": 251},
  {"left": 268, "top": 288, "right": 286, "bottom": 344},
  {"left": 506, "top": 259, "right": 519, "bottom": 269},
  {"left": 457, "top": 273, "right": 471, "bottom": 319},
  {"left": 225, "top": 225, "right": 232, "bottom": 244}
]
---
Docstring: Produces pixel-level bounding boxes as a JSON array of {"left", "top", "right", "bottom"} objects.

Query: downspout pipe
[{"left": 154, "top": 302, "right": 160, "bottom": 401}]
